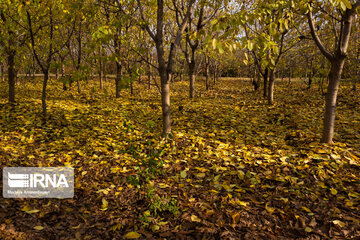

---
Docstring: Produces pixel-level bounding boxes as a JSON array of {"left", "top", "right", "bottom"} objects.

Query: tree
[
  {"left": 0, "top": 1, "right": 27, "bottom": 103},
  {"left": 136, "top": 0, "right": 195, "bottom": 135},
  {"left": 181, "top": 0, "right": 221, "bottom": 98},
  {"left": 305, "top": 0, "right": 360, "bottom": 143},
  {"left": 241, "top": 0, "right": 302, "bottom": 104},
  {"left": 25, "top": 0, "right": 74, "bottom": 119}
]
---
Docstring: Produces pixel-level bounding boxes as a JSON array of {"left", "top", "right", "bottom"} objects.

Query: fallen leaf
[{"left": 124, "top": 231, "right": 141, "bottom": 239}]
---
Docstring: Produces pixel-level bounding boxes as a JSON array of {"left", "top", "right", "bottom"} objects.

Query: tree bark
[
  {"left": 189, "top": 61, "right": 195, "bottom": 98},
  {"left": 130, "top": 78, "right": 134, "bottom": 95},
  {"left": 115, "top": 61, "right": 122, "bottom": 98},
  {"left": 161, "top": 79, "right": 171, "bottom": 135},
  {"left": 263, "top": 68, "right": 268, "bottom": 97},
  {"left": 99, "top": 46, "right": 103, "bottom": 90},
  {"left": 321, "top": 58, "right": 345, "bottom": 143},
  {"left": 267, "top": 69, "right": 275, "bottom": 105},
  {"left": 213, "top": 64, "right": 217, "bottom": 86},
  {"left": 1, "top": 63, "right": 5, "bottom": 82},
  {"left": 76, "top": 80, "right": 81, "bottom": 93},
  {"left": 42, "top": 70, "right": 49, "bottom": 119},
  {"left": 205, "top": 59, "right": 210, "bottom": 90},
  {"left": 7, "top": 49, "right": 16, "bottom": 103},
  {"left": 148, "top": 64, "right": 151, "bottom": 89}
]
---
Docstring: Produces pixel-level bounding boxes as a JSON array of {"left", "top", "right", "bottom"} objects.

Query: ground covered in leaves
[{"left": 0, "top": 77, "right": 359, "bottom": 240}]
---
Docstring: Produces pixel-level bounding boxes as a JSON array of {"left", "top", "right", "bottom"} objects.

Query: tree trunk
[
  {"left": 321, "top": 58, "right": 345, "bottom": 143},
  {"left": 263, "top": 68, "right": 268, "bottom": 98},
  {"left": 148, "top": 66, "right": 151, "bottom": 89},
  {"left": 1, "top": 63, "right": 5, "bottom": 82},
  {"left": 205, "top": 61, "right": 210, "bottom": 90},
  {"left": 42, "top": 70, "right": 49, "bottom": 120},
  {"left": 32, "top": 56, "right": 36, "bottom": 79},
  {"left": 7, "top": 49, "right": 16, "bottom": 103},
  {"left": 76, "top": 80, "right": 81, "bottom": 93},
  {"left": 130, "top": 80, "right": 134, "bottom": 95},
  {"left": 355, "top": 68, "right": 359, "bottom": 91},
  {"left": 267, "top": 69, "right": 275, "bottom": 105},
  {"left": 251, "top": 67, "right": 260, "bottom": 91},
  {"left": 115, "top": 61, "right": 122, "bottom": 98},
  {"left": 189, "top": 61, "right": 195, "bottom": 98},
  {"left": 99, "top": 46, "right": 103, "bottom": 90},
  {"left": 159, "top": 69, "right": 171, "bottom": 135},
  {"left": 308, "top": 75, "right": 313, "bottom": 89},
  {"left": 213, "top": 65, "right": 217, "bottom": 86},
  {"left": 288, "top": 68, "right": 291, "bottom": 84}
]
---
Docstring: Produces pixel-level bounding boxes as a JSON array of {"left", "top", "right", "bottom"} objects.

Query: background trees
[{"left": 0, "top": 0, "right": 359, "bottom": 143}]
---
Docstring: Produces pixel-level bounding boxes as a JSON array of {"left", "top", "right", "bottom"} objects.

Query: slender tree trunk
[
  {"left": 115, "top": 61, "right": 122, "bottom": 98},
  {"left": 148, "top": 65, "right": 151, "bottom": 89},
  {"left": 252, "top": 68, "right": 260, "bottom": 91},
  {"left": 308, "top": 75, "right": 313, "bottom": 89},
  {"left": 354, "top": 48, "right": 359, "bottom": 91},
  {"left": 42, "top": 70, "right": 49, "bottom": 119},
  {"left": 355, "top": 67, "right": 359, "bottom": 91},
  {"left": 1, "top": 63, "right": 5, "bottom": 82},
  {"left": 7, "top": 49, "right": 16, "bottom": 103},
  {"left": 99, "top": 46, "right": 103, "bottom": 90},
  {"left": 76, "top": 80, "right": 81, "bottom": 93},
  {"left": 205, "top": 60, "right": 210, "bottom": 90},
  {"left": 61, "top": 62, "right": 67, "bottom": 91},
  {"left": 263, "top": 68, "right": 268, "bottom": 98},
  {"left": 32, "top": 56, "right": 36, "bottom": 79},
  {"left": 189, "top": 61, "right": 195, "bottom": 98},
  {"left": 160, "top": 70, "right": 171, "bottom": 135},
  {"left": 267, "top": 69, "right": 275, "bottom": 105},
  {"left": 130, "top": 78, "right": 134, "bottom": 95},
  {"left": 321, "top": 58, "right": 345, "bottom": 143},
  {"left": 288, "top": 68, "right": 291, "bottom": 84},
  {"left": 213, "top": 65, "right": 217, "bottom": 86}
]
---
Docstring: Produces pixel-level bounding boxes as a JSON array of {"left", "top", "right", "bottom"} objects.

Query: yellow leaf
[
  {"left": 232, "top": 212, "right": 241, "bottom": 225},
  {"left": 301, "top": 206, "right": 312, "bottom": 213},
  {"left": 333, "top": 220, "right": 346, "bottom": 227},
  {"left": 124, "top": 231, "right": 141, "bottom": 239},
  {"left": 33, "top": 226, "right": 44, "bottom": 230},
  {"left": 195, "top": 173, "right": 205, "bottom": 178},
  {"left": 265, "top": 203, "right": 275, "bottom": 213},
  {"left": 191, "top": 215, "right": 201, "bottom": 222},
  {"left": 151, "top": 224, "right": 160, "bottom": 232},
  {"left": 20, "top": 206, "right": 31, "bottom": 212},
  {"left": 330, "top": 188, "right": 338, "bottom": 195},
  {"left": 21, "top": 206, "right": 39, "bottom": 214},
  {"left": 304, "top": 227, "right": 312, "bottom": 232},
  {"left": 101, "top": 198, "right": 108, "bottom": 211},
  {"left": 26, "top": 209, "right": 40, "bottom": 214},
  {"left": 235, "top": 200, "right": 248, "bottom": 206},
  {"left": 180, "top": 170, "right": 187, "bottom": 178}
]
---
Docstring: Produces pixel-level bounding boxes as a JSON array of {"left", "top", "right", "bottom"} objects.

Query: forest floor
[{"left": 0, "top": 77, "right": 359, "bottom": 240}]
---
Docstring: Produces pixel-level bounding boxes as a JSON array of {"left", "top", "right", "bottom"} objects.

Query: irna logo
[
  {"left": 7, "top": 172, "right": 69, "bottom": 188},
  {"left": 3, "top": 167, "right": 74, "bottom": 198}
]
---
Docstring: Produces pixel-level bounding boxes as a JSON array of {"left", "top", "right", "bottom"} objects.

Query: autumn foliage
[{"left": 0, "top": 78, "right": 359, "bottom": 239}]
